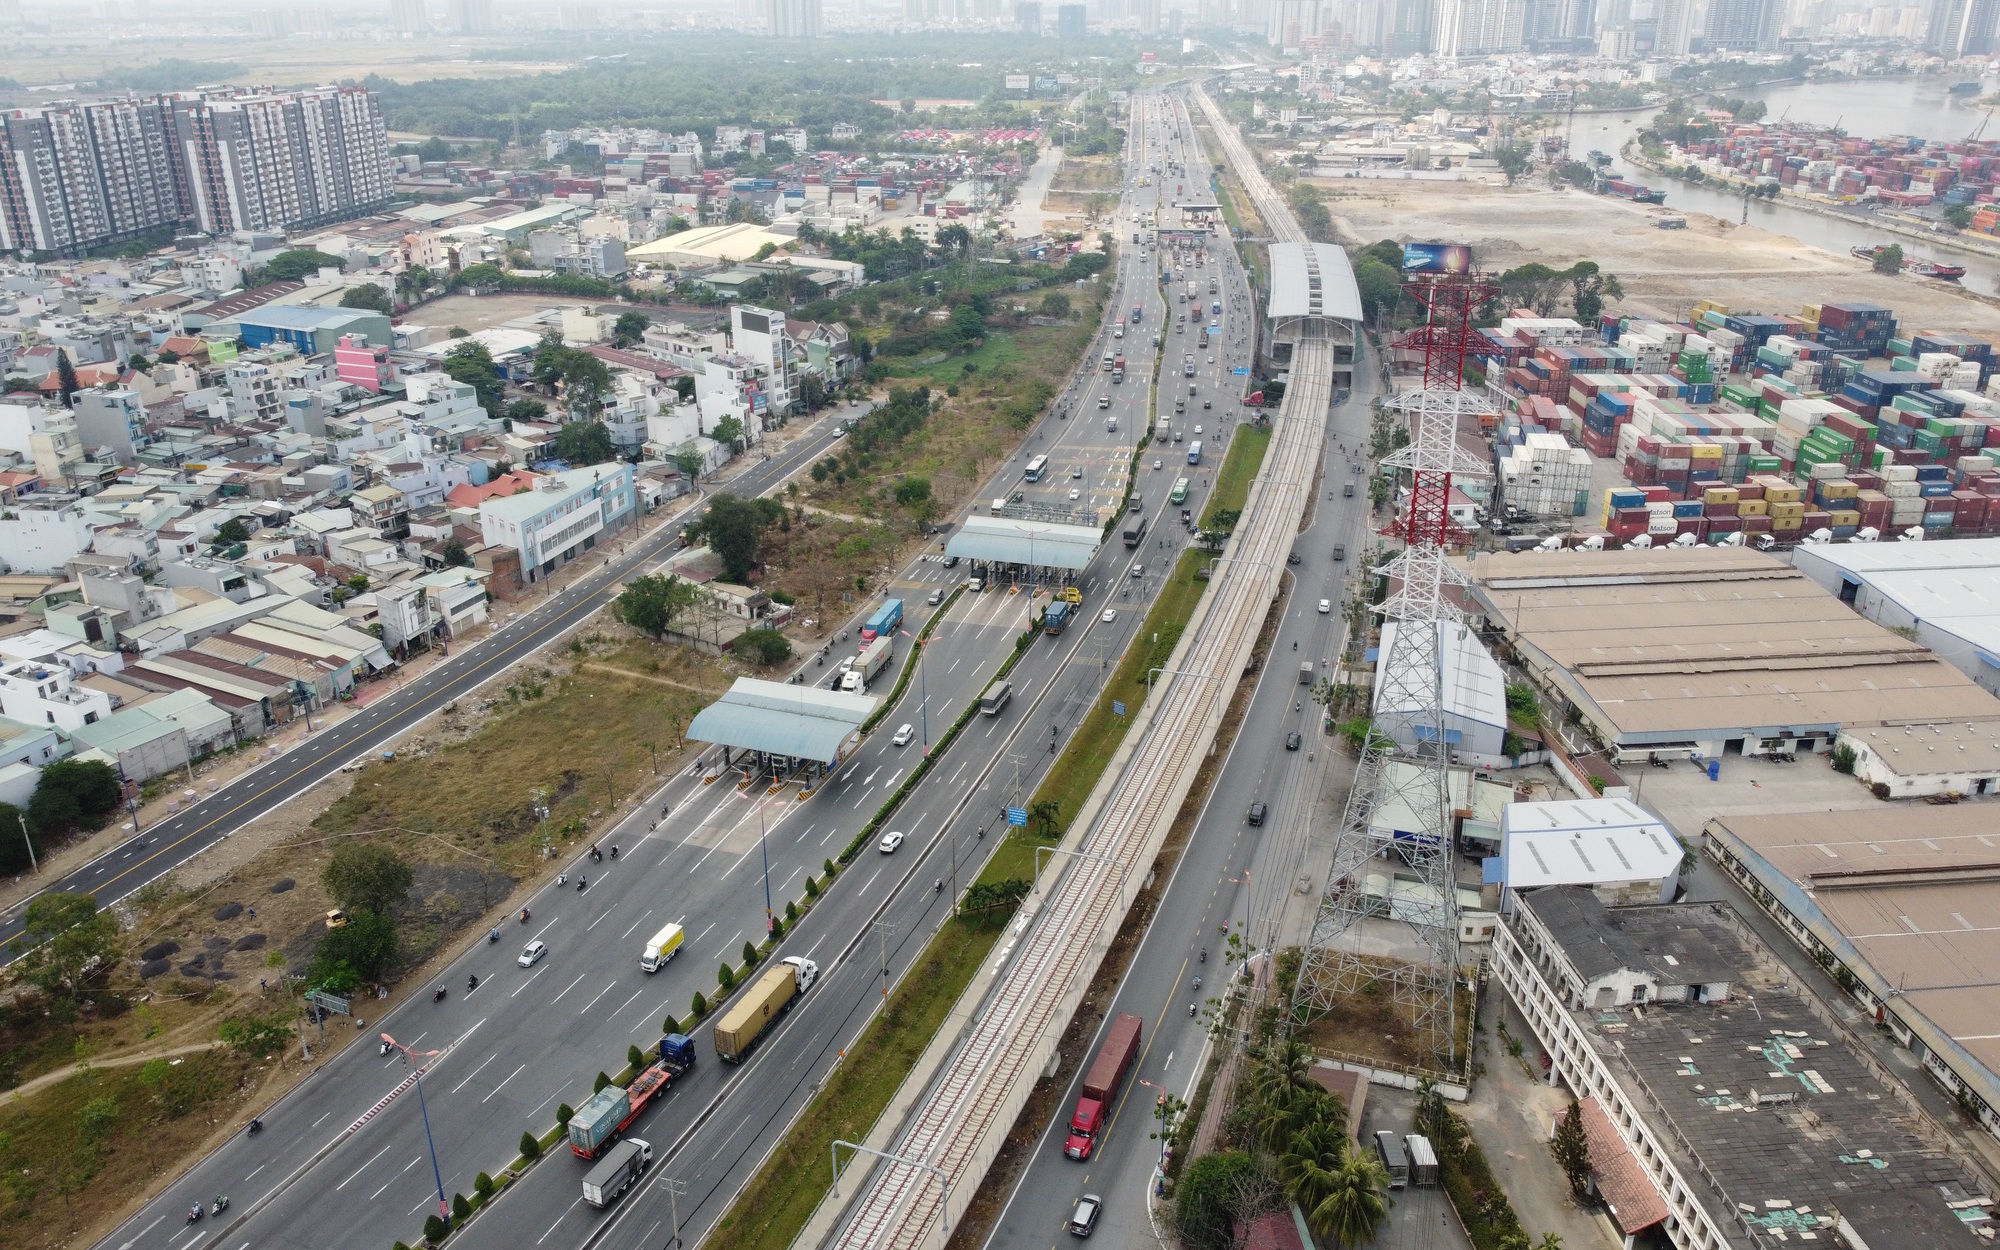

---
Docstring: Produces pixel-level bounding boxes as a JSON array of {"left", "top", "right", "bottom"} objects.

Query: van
[
  {"left": 839, "top": 670, "right": 863, "bottom": 693},
  {"left": 991, "top": 498, "right": 1006, "bottom": 515},
  {"left": 1343, "top": 482, "right": 1354, "bottom": 498},
  {"left": 640, "top": 923, "right": 685, "bottom": 972},
  {"left": 1374, "top": 1131, "right": 1410, "bottom": 1189}
]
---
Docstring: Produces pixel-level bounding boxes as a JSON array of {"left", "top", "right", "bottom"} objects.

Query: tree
[
  {"left": 551, "top": 419, "right": 614, "bottom": 465},
  {"left": 1280, "top": 1120, "right": 1353, "bottom": 1227},
  {"left": 128, "top": 353, "right": 151, "bottom": 372},
  {"left": 504, "top": 398, "right": 548, "bottom": 423},
  {"left": 0, "top": 801, "right": 40, "bottom": 875},
  {"left": 10, "top": 892, "right": 120, "bottom": 998},
  {"left": 559, "top": 350, "right": 613, "bottom": 415},
  {"left": 611, "top": 311, "right": 651, "bottom": 347},
  {"left": 55, "top": 348, "right": 78, "bottom": 409},
  {"left": 1499, "top": 262, "right": 1568, "bottom": 318},
  {"left": 616, "top": 573, "right": 698, "bottom": 638},
  {"left": 322, "top": 842, "right": 415, "bottom": 917},
  {"left": 797, "top": 372, "right": 829, "bottom": 412},
  {"left": 28, "top": 758, "right": 122, "bottom": 836},
  {"left": 1039, "top": 291, "right": 1072, "bottom": 318},
  {"left": 1947, "top": 203, "right": 1975, "bottom": 230},
  {"left": 261, "top": 248, "right": 345, "bottom": 283},
  {"left": 340, "top": 283, "right": 393, "bottom": 314},
  {"left": 1551, "top": 1099, "right": 1592, "bottom": 1199},
  {"left": 1565, "top": 260, "right": 1624, "bottom": 324},
  {"left": 1300, "top": 1152, "right": 1392, "bottom": 1246},
  {"left": 734, "top": 628, "right": 791, "bottom": 665},
  {"left": 441, "top": 339, "right": 505, "bottom": 415},
  {"left": 1493, "top": 140, "right": 1535, "bottom": 186},
  {"left": 1872, "top": 243, "right": 1904, "bottom": 275},
  {"left": 442, "top": 540, "right": 472, "bottom": 568},
  {"left": 710, "top": 412, "right": 747, "bottom": 452},
  {"left": 694, "top": 493, "right": 779, "bottom": 583},
  {"left": 215, "top": 517, "right": 251, "bottom": 545},
  {"left": 1413, "top": 1079, "right": 1466, "bottom": 1162},
  {"left": 416, "top": 135, "right": 453, "bottom": 163},
  {"left": 893, "top": 475, "right": 936, "bottom": 529},
  {"left": 673, "top": 447, "right": 706, "bottom": 482},
  {"left": 1354, "top": 259, "right": 1402, "bottom": 326},
  {"left": 309, "top": 909, "right": 399, "bottom": 984},
  {"left": 1175, "top": 1151, "right": 1256, "bottom": 1250}
]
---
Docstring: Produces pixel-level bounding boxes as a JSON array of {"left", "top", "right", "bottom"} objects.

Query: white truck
[
  {"left": 582, "top": 1138, "right": 652, "bottom": 1208},
  {"left": 857, "top": 636, "right": 893, "bottom": 685}
]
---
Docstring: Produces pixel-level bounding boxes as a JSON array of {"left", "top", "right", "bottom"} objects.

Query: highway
[
  {"left": 820, "top": 86, "right": 1334, "bottom": 1250},
  {"left": 89, "top": 89, "right": 1219, "bottom": 1250},
  {"left": 1, "top": 417, "right": 854, "bottom": 963}
]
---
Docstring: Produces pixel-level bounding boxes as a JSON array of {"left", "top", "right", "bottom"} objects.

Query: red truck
[{"left": 1065, "top": 1013, "right": 1141, "bottom": 1160}]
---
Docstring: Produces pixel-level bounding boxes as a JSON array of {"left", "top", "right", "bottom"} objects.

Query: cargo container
[
  {"left": 1065, "top": 1014, "right": 1141, "bottom": 1159},
  {"left": 857, "top": 635, "right": 893, "bottom": 684},
  {"left": 568, "top": 1052, "right": 684, "bottom": 1158},
  {"left": 861, "top": 598, "right": 904, "bottom": 642},
  {"left": 1406, "top": 1134, "right": 1440, "bottom": 1186},
  {"left": 581, "top": 1138, "right": 651, "bottom": 1208},
  {"left": 714, "top": 957, "right": 818, "bottom": 1063}
]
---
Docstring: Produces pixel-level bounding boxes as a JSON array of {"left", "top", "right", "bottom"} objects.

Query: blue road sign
[
  {"left": 1232, "top": 366, "right": 1250, "bottom": 375},
  {"left": 1006, "top": 807, "right": 1028, "bottom": 826},
  {"left": 1113, "top": 701, "right": 1127, "bottom": 716}
]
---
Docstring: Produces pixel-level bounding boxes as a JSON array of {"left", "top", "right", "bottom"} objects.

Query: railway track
[{"left": 821, "top": 89, "right": 1334, "bottom": 1250}]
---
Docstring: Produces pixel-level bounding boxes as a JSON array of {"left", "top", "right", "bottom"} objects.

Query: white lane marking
[
  {"left": 852, "top": 786, "right": 875, "bottom": 809},
  {"left": 692, "top": 921, "right": 716, "bottom": 944},
  {"left": 335, "top": 1141, "right": 396, "bottom": 1190},
  {"left": 796, "top": 822, "right": 816, "bottom": 843},
  {"left": 820, "top": 824, "right": 839, "bottom": 845},
  {"left": 612, "top": 988, "right": 646, "bottom": 1017},
  {"left": 449, "top": 1053, "right": 496, "bottom": 1094},
  {"left": 548, "top": 973, "right": 587, "bottom": 1005},
  {"left": 718, "top": 844, "right": 757, "bottom": 881},
  {"left": 536, "top": 1195, "right": 587, "bottom": 1244},
  {"left": 511, "top": 966, "right": 549, "bottom": 997},
  {"left": 370, "top": 1156, "right": 422, "bottom": 1199},
  {"left": 585, "top": 905, "right": 616, "bottom": 932},
  {"left": 619, "top": 909, "right": 654, "bottom": 940},
  {"left": 576, "top": 981, "right": 618, "bottom": 1015},
  {"left": 483, "top": 1064, "right": 527, "bottom": 1103}
]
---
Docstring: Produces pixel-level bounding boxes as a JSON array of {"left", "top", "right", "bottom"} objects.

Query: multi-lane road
[{"left": 91, "top": 89, "right": 1241, "bottom": 1250}]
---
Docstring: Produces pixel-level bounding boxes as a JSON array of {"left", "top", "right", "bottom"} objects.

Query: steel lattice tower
[{"left": 1297, "top": 270, "right": 1495, "bottom": 1070}]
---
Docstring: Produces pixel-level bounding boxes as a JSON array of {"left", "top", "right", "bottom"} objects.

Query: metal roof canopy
[
  {"left": 945, "top": 516, "right": 1102, "bottom": 571},
  {"left": 687, "top": 678, "right": 877, "bottom": 765},
  {"left": 1266, "top": 241, "right": 1364, "bottom": 322}
]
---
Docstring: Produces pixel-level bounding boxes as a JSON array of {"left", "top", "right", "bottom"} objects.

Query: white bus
[{"left": 1024, "top": 454, "right": 1050, "bottom": 483}]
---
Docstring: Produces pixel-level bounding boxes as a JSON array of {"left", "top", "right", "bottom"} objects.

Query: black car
[
  {"left": 1285, "top": 731, "right": 1301, "bottom": 750},
  {"left": 1248, "top": 802, "right": 1267, "bottom": 826},
  {"left": 943, "top": 555, "right": 960, "bottom": 568},
  {"left": 1286, "top": 552, "right": 1302, "bottom": 566}
]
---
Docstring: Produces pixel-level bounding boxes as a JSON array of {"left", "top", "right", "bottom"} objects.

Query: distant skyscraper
[
  {"left": 768, "top": 0, "right": 824, "bottom": 32},
  {"left": 1703, "top": 0, "right": 1778, "bottom": 47},
  {"left": 1016, "top": 0, "right": 1042, "bottom": 29},
  {"left": 1056, "top": 2, "right": 1087, "bottom": 32},
  {"left": 392, "top": 0, "right": 429, "bottom": 32},
  {"left": 1928, "top": 0, "right": 2000, "bottom": 53},
  {"left": 1138, "top": 0, "right": 1161, "bottom": 31},
  {"left": 556, "top": 3, "right": 600, "bottom": 26},
  {"left": 448, "top": 0, "right": 495, "bottom": 32},
  {"left": 1266, "top": 0, "right": 1323, "bottom": 42},
  {"left": 1652, "top": 0, "right": 1693, "bottom": 51}
]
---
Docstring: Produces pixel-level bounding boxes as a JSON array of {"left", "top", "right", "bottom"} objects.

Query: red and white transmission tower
[{"left": 1298, "top": 265, "right": 1495, "bottom": 1069}]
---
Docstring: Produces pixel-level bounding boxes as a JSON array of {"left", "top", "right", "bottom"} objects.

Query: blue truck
[
  {"left": 1043, "top": 600, "right": 1074, "bottom": 635},
  {"left": 861, "top": 598, "right": 904, "bottom": 642}
]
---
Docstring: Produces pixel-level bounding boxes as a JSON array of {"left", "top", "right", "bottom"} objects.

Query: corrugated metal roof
[
  {"left": 944, "top": 516, "right": 1102, "bottom": 571},
  {"left": 1266, "top": 242, "right": 1363, "bottom": 322},
  {"left": 687, "top": 677, "right": 876, "bottom": 763}
]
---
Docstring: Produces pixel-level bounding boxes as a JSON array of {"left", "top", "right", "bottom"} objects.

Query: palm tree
[
  {"left": 1280, "top": 1118, "right": 1349, "bottom": 1199},
  {"left": 1300, "top": 1152, "right": 1393, "bottom": 1247}
]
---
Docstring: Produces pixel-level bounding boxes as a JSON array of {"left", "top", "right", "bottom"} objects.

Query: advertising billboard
[
  {"left": 1402, "top": 243, "right": 1472, "bottom": 274},
  {"left": 1004, "top": 73, "right": 1032, "bottom": 91}
]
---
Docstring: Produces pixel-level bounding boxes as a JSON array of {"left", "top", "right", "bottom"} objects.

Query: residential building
[
  {"left": 70, "top": 388, "right": 148, "bottom": 465},
  {"left": 418, "top": 567, "right": 489, "bottom": 638},
  {"left": 1702, "top": 0, "right": 1779, "bottom": 46},
  {"left": 767, "top": 0, "right": 824, "bottom": 33},
  {"left": 374, "top": 580, "right": 437, "bottom": 652},
  {"left": 1928, "top": 0, "right": 2000, "bottom": 53},
  {"left": 0, "top": 98, "right": 184, "bottom": 256},
  {"left": 448, "top": 0, "right": 494, "bottom": 29},
  {"left": 0, "top": 658, "right": 111, "bottom": 731},
  {"left": 1016, "top": 0, "right": 1042, "bottom": 29},
  {"left": 350, "top": 484, "right": 412, "bottom": 542},
  {"left": 334, "top": 333, "right": 394, "bottom": 394},
  {"left": 1056, "top": 2, "right": 1087, "bottom": 34},
  {"left": 730, "top": 304, "right": 799, "bottom": 418},
  {"left": 1652, "top": 0, "right": 1695, "bottom": 51},
  {"left": 478, "top": 463, "right": 636, "bottom": 585},
  {"left": 392, "top": 0, "right": 430, "bottom": 31}
]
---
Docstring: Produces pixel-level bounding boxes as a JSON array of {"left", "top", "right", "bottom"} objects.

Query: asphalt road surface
[{"left": 92, "top": 94, "right": 1212, "bottom": 1250}]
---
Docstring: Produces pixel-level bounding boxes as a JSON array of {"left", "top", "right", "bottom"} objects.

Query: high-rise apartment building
[
  {"left": 1056, "top": 2, "right": 1087, "bottom": 33},
  {"left": 1652, "top": 0, "right": 1694, "bottom": 51},
  {"left": 767, "top": 0, "right": 824, "bottom": 32},
  {"left": 1016, "top": 0, "right": 1042, "bottom": 29},
  {"left": 1266, "top": 0, "right": 1323, "bottom": 42},
  {"left": 1137, "top": 0, "right": 1161, "bottom": 31},
  {"left": 391, "top": 0, "right": 429, "bottom": 32},
  {"left": 447, "top": 0, "right": 495, "bottom": 33},
  {"left": 0, "top": 85, "right": 393, "bottom": 255},
  {"left": 1433, "top": 0, "right": 1523, "bottom": 51},
  {"left": 1928, "top": 0, "right": 2000, "bottom": 53},
  {"left": 1703, "top": 0, "right": 1778, "bottom": 47}
]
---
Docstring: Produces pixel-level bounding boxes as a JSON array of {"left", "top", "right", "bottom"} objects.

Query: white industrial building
[
  {"left": 1372, "top": 620, "right": 1508, "bottom": 765},
  {"left": 1791, "top": 537, "right": 2000, "bottom": 697},
  {"left": 1492, "top": 798, "right": 1684, "bottom": 914}
]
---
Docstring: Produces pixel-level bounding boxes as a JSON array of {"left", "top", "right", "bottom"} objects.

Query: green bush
[
  {"left": 1832, "top": 743, "right": 1857, "bottom": 774},
  {"left": 519, "top": 1131, "right": 541, "bottom": 1161},
  {"left": 786, "top": 899, "right": 799, "bottom": 923},
  {"left": 557, "top": 1103, "right": 574, "bottom": 1126},
  {"left": 593, "top": 1071, "right": 612, "bottom": 1093},
  {"left": 719, "top": 964, "right": 736, "bottom": 990},
  {"left": 804, "top": 875, "right": 819, "bottom": 899},
  {"left": 823, "top": 858, "right": 837, "bottom": 878},
  {"left": 664, "top": 1015, "right": 682, "bottom": 1036},
  {"left": 692, "top": 990, "right": 709, "bottom": 1017},
  {"left": 474, "top": 1172, "right": 494, "bottom": 1201},
  {"left": 452, "top": 1192, "right": 471, "bottom": 1221},
  {"left": 628, "top": 1044, "right": 644, "bottom": 1070},
  {"left": 742, "top": 941, "right": 761, "bottom": 968},
  {"left": 424, "top": 1214, "right": 449, "bottom": 1244}
]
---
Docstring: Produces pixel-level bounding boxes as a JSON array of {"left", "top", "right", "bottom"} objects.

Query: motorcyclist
[{"left": 467, "top": 974, "right": 479, "bottom": 992}]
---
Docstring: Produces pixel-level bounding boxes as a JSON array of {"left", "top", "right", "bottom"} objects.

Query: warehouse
[
  {"left": 1372, "top": 619, "right": 1508, "bottom": 765},
  {"left": 1494, "top": 887, "right": 1993, "bottom": 1250},
  {"left": 1493, "top": 798, "right": 1684, "bottom": 913},
  {"left": 1466, "top": 546, "right": 2000, "bottom": 778},
  {"left": 1792, "top": 537, "right": 2000, "bottom": 697},
  {"left": 1703, "top": 805, "right": 2000, "bottom": 1148}
]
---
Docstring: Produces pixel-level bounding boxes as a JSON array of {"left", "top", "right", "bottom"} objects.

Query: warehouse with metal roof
[
  {"left": 1792, "top": 537, "right": 2000, "bottom": 697},
  {"left": 1702, "top": 804, "right": 2000, "bottom": 1150},
  {"left": 1262, "top": 242, "right": 1359, "bottom": 387},
  {"left": 943, "top": 515, "right": 1101, "bottom": 573},
  {"left": 1465, "top": 545, "right": 2000, "bottom": 773},
  {"left": 687, "top": 678, "right": 877, "bottom": 769}
]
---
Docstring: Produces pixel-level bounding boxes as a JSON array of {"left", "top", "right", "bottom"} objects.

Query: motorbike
[
  {"left": 247, "top": 1118, "right": 262, "bottom": 1135},
  {"left": 520, "top": 908, "right": 530, "bottom": 923},
  {"left": 1199, "top": 948, "right": 1206, "bottom": 962},
  {"left": 187, "top": 1206, "right": 203, "bottom": 1225},
  {"left": 488, "top": 928, "right": 499, "bottom": 944},
  {"left": 432, "top": 986, "right": 448, "bottom": 1003},
  {"left": 1192, "top": 976, "right": 1201, "bottom": 991},
  {"left": 380, "top": 1040, "right": 393, "bottom": 1056},
  {"left": 577, "top": 876, "right": 588, "bottom": 893},
  {"left": 609, "top": 846, "right": 619, "bottom": 860},
  {"left": 211, "top": 1197, "right": 230, "bottom": 1217},
  {"left": 1188, "top": 1003, "right": 1197, "bottom": 1018},
  {"left": 467, "top": 975, "right": 479, "bottom": 992}
]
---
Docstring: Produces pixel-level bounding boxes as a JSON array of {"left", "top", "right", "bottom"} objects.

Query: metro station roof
[
  {"left": 944, "top": 516, "right": 1102, "bottom": 571},
  {"left": 1267, "top": 242, "right": 1363, "bottom": 322},
  {"left": 687, "top": 678, "right": 876, "bottom": 764}
]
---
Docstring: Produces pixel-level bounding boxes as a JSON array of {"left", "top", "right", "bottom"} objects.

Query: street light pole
[
  {"left": 16, "top": 812, "right": 34, "bottom": 874},
  {"left": 381, "top": 1034, "right": 450, "bottom": 1228},
  {"left": 758, "top": 796, "right": 773, "bottom": 935},
  {"left": 897, "top": 626, "right": 930, "bottom": 755}
]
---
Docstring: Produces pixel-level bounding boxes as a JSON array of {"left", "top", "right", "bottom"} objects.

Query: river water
[{"left": 1564, "top": 76, "right": 2000, "bottom": 293}]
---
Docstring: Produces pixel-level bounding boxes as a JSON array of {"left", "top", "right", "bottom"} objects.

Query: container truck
[
  {"left": 861, "top": 598, "right": 904, "bottom": 642},
  {"left": 640, "top": 922, "right": 684, "bottom": 972},
  {"left": 568, "top": 1038, "right": 694, "bottom": 1158},
  {"left": 979, "top": 680, "right": 1012, "bottom": 715},
  {"left": 857, "top": 635, "right": 893, "bottom": 684},
  {"left": 581, "top": 1138, "right": 652, "bottom": 1208},
  {"left": 1043, "top": 600, "right": 1074, "bottom": 635},
  {"left": 714, "top": 956, "right": 819, "bottom": 1063},
  {"left": 1065, "top": 1013, "right": 1141, "bottom": 1160}
]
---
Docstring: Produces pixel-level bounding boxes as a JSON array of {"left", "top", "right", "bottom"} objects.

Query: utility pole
[
  {"left": 873, "top": 920, "right": 896, "bottom": 1000},
  {"left": 664, "top": 1177, "right": 687, "bottom": 1249}
]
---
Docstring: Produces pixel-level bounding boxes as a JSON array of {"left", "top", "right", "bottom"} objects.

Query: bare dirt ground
[
  {"left": 0, "top": 42, "right": 565, "bottom": 98},
  {"left": 1320, "top": 179, "right": 2000, "bottom": 331},
  {"left": 404, "top": 293, "right": 575, "bottom": 335}
]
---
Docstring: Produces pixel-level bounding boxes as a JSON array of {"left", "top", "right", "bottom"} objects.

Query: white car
[
  {"left": 1069, "top": 487, "right": 1082, "bottom": 500},
  {"left": 1318, "top": 599, "right": 1332, "bottom": 614},
  {"left": 892, "top": 723, "right": 914, "bottom": 747},
  {"left": 879, "top": 830, "right": 906, "bottom": 854},
  {"left": 1153, "top": 457, "right": 1163, "bottom": 469},
  {"left": 518, "top": 940, "right": 548, "bottom": 968},
  {"left": 1101, "top": 609, "right": 1117, "bottom": 623}
]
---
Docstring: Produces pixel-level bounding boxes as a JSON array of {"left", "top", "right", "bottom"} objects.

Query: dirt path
[
  {"left": 7, "top": 1040, "right": 224, "bottom": 1102},
  {"left": 580, "top": 663, "right": 716, "bottom": 694}
]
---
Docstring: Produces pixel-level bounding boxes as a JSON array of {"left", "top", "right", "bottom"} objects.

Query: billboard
[
  {"left": 1005, "top": 73, "right": 1031, "bottom": 91},
  {"left": 1402, "top": 243, "right": 1472, "bottom": 274}
]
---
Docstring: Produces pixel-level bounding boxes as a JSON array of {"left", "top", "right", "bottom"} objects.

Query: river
[{"left": 1565, "top": 76, "right": 2000, "bottom": 293}]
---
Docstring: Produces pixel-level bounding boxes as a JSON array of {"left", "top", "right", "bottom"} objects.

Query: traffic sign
[
  {"left": 1232, "top": 366, "right": 1250, "bottom": 375},
  {"left": 307, "top": 989, "right": 351, "bottom": 1016},
  {"left": 1113, "top": 701, "right": 1127, "bottom": 717},
  {"left": 1006, "top": 807, "right": 1028, "bottom": 827}
]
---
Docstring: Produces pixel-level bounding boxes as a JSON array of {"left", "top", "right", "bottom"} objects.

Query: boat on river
[{"left": 1851, "top": 244, "right": 1967, "bottom": 280}]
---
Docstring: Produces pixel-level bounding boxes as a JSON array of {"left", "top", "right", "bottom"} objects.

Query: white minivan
[{"left": 641, "top": 922, "right": 685, "bottom": 972}]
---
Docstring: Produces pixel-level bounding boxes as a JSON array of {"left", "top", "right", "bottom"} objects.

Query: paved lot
[{"left": 1351, "top": 1084, "right": 1474, "bottom": 1250}]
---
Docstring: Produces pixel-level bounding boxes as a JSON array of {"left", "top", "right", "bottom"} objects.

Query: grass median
[
  {"left": 709, "top": 555, "right": 1221, "bottom": 1250},
  {"left": 1200, "top": 423, "right": 1272, "bottom": 530}
]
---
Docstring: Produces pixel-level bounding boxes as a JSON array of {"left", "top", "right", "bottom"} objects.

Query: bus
[
  {"left": 1187, "top": 441, "right": 1203, "bottom": 465},
  {"left": 1024, "top": 454, "right": 1050, "bottom": 483},
  {"left": 1122, "top": 513, "right": 1148, "bottom": 548},
  {"left": 1169, "top": 477, "right": 1190, "bottom": 505}
]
